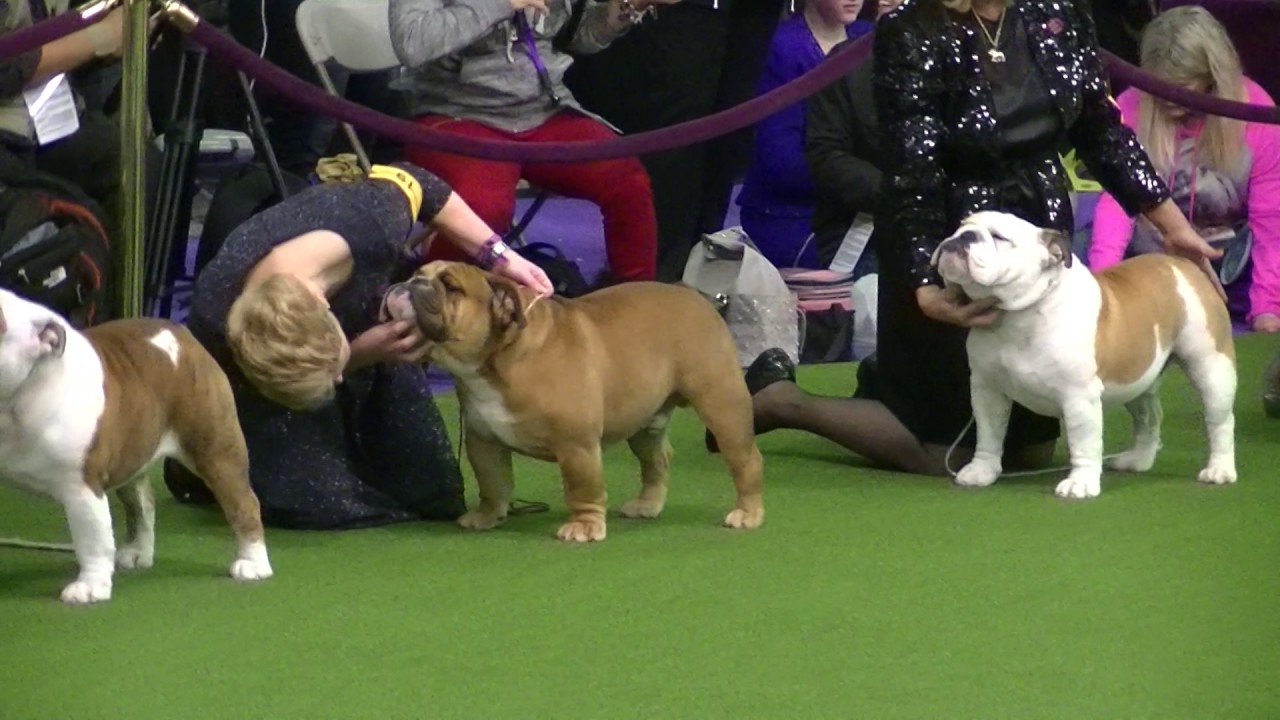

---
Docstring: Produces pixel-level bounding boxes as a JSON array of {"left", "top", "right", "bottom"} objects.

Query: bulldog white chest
[{"left": 0, "top": 362, "right": 104, "bottom": 495}]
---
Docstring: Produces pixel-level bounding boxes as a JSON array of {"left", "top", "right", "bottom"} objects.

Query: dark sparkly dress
[
  {"left": 179, "top": 165, "right": 467, "bottom": 530},
  {"left": 867, "top": 0, "right": 1170, "bottom": 449}
]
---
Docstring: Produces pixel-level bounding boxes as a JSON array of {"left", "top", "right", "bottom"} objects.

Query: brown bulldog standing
[
  {"left": 0, "top": 289, "right": 272, "bottom": 603},
  {"left": 383, "top": 262, "right": 765, "bottom": 542}
]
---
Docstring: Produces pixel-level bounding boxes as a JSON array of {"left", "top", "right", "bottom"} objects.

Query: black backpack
[{"left": 0, "top": 169, "right": 113, "bottom": 328}]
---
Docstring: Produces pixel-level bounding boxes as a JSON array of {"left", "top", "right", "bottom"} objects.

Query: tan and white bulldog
[
  {"left": 932, "top": 211, "right": 1237, "bottom": 499},
  {"left": 382, "top": 261, "right": 765, "bottom": 542},
  {"left": 0, "top": 289, "right": 272, "bottom": 603}
]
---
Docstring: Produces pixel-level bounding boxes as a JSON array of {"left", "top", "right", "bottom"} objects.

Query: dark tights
[{"left": 751, "top": 381, "right": 1057, "bottom": 477}]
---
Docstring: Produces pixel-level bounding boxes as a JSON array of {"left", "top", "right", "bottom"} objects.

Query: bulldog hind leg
[
  {"left": 1176, "top": 349, "right": 1238, "bottom": 485},
  {"left": 619, "top": 414, "right": 672, "bottom": 520},
  {"left": 1106, "top": 386, "right": 1163, "bottom": 473},
  {"left": 114, "top": 475, "right": 156, "bottom": 570},
  {"left": 687, "top": 380, "right": 764, "bottom": 530},
  {"left": 171, "top": 422, "right": 273, "bottom": 583}
]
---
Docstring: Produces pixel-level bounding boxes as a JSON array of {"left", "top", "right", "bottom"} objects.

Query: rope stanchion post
[{"left": 116, "top": 0, "right": 149, "bottom": 319}]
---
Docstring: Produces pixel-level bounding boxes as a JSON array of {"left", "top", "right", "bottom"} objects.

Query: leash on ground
[
  {"left": 0, "top": 537, "right": 75, "bottom": 552},
  {"left": 945, "top": 415, "right": 1127, "bottom": 479}
]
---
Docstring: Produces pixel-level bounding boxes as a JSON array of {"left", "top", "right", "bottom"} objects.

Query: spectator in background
[
  {"left": 1087, "top": 6, "right": 1280, "bottom": 332},
  {"left": 389, "top": 0, "right": 674, "bottom": 286},
  {"left": 0, "top": 3, "right": 158, "bottom": 238},
  {"left": 802, "top": 0, "right": 900, "bottom": 270},
  {"left": 565, "top": 0, "right": 787, "bottom": 283},
  {"left": 734, "top": 0, "right": 873, "bottom": 269}
]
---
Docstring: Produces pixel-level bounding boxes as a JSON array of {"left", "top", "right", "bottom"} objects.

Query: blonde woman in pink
[{"left": 1087, "top": 6, "right": 1280, "bottom": 332}]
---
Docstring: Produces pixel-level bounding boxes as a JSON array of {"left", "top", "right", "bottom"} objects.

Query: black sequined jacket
[{"left": 872, "top": 0, "right": 1170, "bottom": 289}]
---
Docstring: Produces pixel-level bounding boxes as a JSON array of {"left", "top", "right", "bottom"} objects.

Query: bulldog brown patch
[
  {"left": 1093, "top": 254, "right": 1233, "bottom": 384},
  {"left": 80, "top": 320, "right": 263, "bottom": 541},
  {"left": 1093, "top": 254, "right": 1184, "bottom": 385}
]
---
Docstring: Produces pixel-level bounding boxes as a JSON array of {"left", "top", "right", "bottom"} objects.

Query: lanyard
[{"left": 512, "top": 12, "right": 563, "bottom": 107}]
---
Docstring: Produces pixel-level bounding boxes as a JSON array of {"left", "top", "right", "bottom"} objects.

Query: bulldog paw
[
  {"left": 1197, "top": 462, "right": 1237, "bottom": 485},
  {"left": 1106, "top": 448, "right": 1157, "bottom": 473},
  {"left": 723, "top": 506, "right": 764, "bottom": 530},
  {"left": 556, "top": 517, "right": 607, "bottom": 543},
  {"left": 1054, "top": 472, "right": 1101, "bottom": 499},
  {"left": 230, "top": 558, "right": 273, "bottom": 582},
  {"left": 115, "top": 544, "right": 154, "bottom": 570},
  {"left": 457, "top": 509, "right": 506, "bottom": 531},
  {"left": 60, "top": 577, "right": 112, "bottom": 604},
  {"left": 619, "top": 498, "right": 665, "bottom": 519},
  {"left": 954, "top": 461, "right": 1000, "bottom": 488}
]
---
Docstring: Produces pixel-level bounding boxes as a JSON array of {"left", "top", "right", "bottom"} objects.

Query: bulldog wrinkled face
[
  {"left": 381, "top": 261, "right": 527, "bottom": 370},
  {"left": 0, "top": 289, "right": 68, "bottom": 400},
  {"left": 931, "top": 211, "right": 1074, "bottom": 312}
]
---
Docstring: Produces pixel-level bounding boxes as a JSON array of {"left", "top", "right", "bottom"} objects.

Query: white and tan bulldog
[
  {"left": 0, "top": 289, "right": 272, "bottom": 603},
  {"left": 932, "top": 211, "right": 1237, "bottom": 499},
  {"left": 382, "top": 261, "right": 765, "bottom": 543}
]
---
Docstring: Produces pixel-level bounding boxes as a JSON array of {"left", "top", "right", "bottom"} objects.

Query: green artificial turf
[{"left": 2, "top": 336, "right": 1278, "bottom": 719}]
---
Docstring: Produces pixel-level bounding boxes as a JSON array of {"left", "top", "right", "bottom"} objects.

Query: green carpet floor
[{"left": 2, "top": 336, "right": 1278, "bottom": 719}]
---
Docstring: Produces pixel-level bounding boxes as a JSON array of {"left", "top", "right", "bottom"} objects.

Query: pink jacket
[{"left": 1088, "top": 78, "right": 1280, "bottom": 322}]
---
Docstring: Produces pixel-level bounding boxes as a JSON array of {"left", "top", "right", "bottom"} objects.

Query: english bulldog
[
  {"left": 932, "top": 211, "right": 1237, "bottom": 499},
  {"left": 0, "top": 289, "right": 272, "bottom": 603},
  {"left": 381, "top": 261, "right": 765, "bottom": 542}
]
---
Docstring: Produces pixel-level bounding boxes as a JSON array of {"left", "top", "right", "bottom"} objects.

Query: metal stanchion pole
[{"left": 117, "top": 0, "right": 149, "bottom": 319}]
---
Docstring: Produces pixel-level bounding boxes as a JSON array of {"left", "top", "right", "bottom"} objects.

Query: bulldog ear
[
  {"left": 39, "top": 319, "right": 66, "bottom": 358},
  {"left": 1041, "top": 230, "right": 1074, "bottom": 268},
  {"left": 488, "top": 276, "right": 527, "bottom": 331}
]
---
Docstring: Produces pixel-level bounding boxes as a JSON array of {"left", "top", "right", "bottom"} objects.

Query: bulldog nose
[{"left": 957, "top": 230, "right": 981, "bottom": 246}]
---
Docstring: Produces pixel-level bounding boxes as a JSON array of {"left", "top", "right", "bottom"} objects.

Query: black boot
[{"left": 705, "top": 348, "right": 796, "bottom": 453}]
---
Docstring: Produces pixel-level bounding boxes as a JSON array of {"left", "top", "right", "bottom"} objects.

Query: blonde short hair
[{"left": 226, "top": 273, "right": 347, "bottom": 411}]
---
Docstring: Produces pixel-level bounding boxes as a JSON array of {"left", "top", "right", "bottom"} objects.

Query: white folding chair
[{"left": 295, "top": 0, "right": 401, "bottom": 171}]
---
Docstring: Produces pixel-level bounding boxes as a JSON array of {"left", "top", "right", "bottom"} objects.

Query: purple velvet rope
[
  {"left": 1100, "top": 50, "right": 1280, "bottom": 125},
  {"left": 0, "top": 10, "right": 98, "bottom": 59},
  {"left": 184, "top": 19, "right": 872, "bottom": 163}
]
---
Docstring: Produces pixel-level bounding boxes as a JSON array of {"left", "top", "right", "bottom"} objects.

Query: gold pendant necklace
[{"left": 973, "top": 7, "right": 1007, "bottom": 63}]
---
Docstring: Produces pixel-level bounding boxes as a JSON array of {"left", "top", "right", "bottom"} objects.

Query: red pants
[{"left": 404, "top": 112, "right": 658, "bottom": 282}]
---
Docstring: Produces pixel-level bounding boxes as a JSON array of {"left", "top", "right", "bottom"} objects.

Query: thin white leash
[
  {"left": 0, "top": 537, "right": 74, "bottom": 553},
  {"left": 943, "top": 415, "right": 1128, "bottom": 478}
]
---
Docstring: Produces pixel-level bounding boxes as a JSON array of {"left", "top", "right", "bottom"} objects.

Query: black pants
[{"left": 565, "top": 0, "right": 784, "bottom": 282}]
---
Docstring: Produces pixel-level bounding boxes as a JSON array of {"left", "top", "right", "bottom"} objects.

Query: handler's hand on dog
[
  {"left": 1163, "top": 225, "right": 1229, "bottom": 303},
  {"left": 498, "top": 253, "right": 555, "bottom": 297},
  {"left": 348, "top": 320, "right": 426, "bottom": 369},
  {"left": 916, "top": 285, "right": 1001, "bottom": 328}
]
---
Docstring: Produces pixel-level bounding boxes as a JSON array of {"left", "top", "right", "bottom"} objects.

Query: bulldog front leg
[
  {"left": 1056, "top": 394, "right": 1105, "bottom": 499},
  {"left": 459, "top": 433, "right": 514, "bottom": 531},
  {"left": 58, "top": 481, "right": 116, "bottom": 604},
  {"left": 555, "top": 444, "right": 607, "bottom": 543},
  {"left": 954, "top": 375, "right": 1011, "bottom": 488}
]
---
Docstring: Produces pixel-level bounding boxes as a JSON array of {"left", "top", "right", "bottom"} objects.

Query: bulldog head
[
  {"left": 0, "top": 289, "right": 69, "bottom": 400},
  {"left": 931, "top": 211, "right": 1075, "bottom": 312},
  {"left": 381, "top": 261, "right": 528, "bottom": 371}
]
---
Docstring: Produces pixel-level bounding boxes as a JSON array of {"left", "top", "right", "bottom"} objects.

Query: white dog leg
[
  {"left": 115, "top": 476, "right": 156, "bottom": 570},
  {"left": 59, "top": 483, "right": 116, "bottom": 604},
  {"left": 1056, "top": 395, "right": 1105, "bottom": 499},
  {"left": 1183, "top": 352, "right": 1238, "bottom": 485},
  {"left": 1106, "top": 389, "right": 1163, "bottom": 473},
  {"left": 955, "top": 376, "right": 1011, "bottom": 488}
]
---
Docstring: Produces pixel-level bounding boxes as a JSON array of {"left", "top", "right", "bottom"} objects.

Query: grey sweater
[{"left": 389, "top": 0, "right": 628, "bottom": 132}]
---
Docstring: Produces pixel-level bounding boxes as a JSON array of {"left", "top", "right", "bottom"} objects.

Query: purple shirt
[{"left": 737, "top": 14, "right": 874, "bottom": 216}]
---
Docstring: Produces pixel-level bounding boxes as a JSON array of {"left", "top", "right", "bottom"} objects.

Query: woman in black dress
[
  {"left": 172, "top": 163, "right": 552, "bottom": 530},
  {"left": 739, "top": 0, "right": 1220, "bottom": 475}
]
